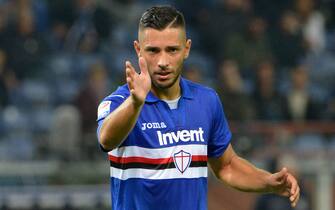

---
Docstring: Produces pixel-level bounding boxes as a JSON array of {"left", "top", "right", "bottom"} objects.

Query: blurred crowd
[
  {"left": 0, "top": 1, "right": 334, "bottom": 210},
  {"left": 0, "top": 0, "right": 334, "bottom": 161}
]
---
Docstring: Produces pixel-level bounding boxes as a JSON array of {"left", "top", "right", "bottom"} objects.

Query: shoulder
[
  {"left": 97, "top": 84, "right": 129, "bottom": 121},
  {"left": 104, "top": 84, "right": 130, "bottom": 101},
  {"left": 183, "top": 79, "right": 219, "bottom": 101}
]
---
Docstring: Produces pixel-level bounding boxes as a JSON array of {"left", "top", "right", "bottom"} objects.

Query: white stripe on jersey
[
  {"left": 110, "top": 166, "right": 208, "bottom": 180},
  {"left": 110, "top": 94, "right": 125, "bottom": 99},
  {"left": 108, "top": 145, "right": 207, "bottom": 158}
]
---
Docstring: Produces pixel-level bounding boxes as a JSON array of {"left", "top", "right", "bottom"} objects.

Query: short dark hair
[{"left": 139, "top": 6, "right": 185, "bottom": 31}]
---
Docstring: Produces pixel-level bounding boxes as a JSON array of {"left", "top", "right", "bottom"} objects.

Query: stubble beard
[{"left": 151, "top": 67, "right": 182, "bottom": 90}]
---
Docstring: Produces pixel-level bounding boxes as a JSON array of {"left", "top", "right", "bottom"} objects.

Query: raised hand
[
  {"left": 267, "top": 167, "right": 300, "bottom": 207},
  {"left": 125, "top": 57, "right": 151, "bottom": 106}
]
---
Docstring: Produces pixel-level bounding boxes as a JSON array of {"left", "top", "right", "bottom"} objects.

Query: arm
[
  {"left": 99, "top": 57, "right": 151, "bottom": 150},
  {"left": 209, "top": 144, "right": 300, "bottom": 207}
]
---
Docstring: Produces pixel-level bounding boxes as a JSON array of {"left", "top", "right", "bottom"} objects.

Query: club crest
[{"left": 173, "top": 150, "right": 192, "bottom": 174}]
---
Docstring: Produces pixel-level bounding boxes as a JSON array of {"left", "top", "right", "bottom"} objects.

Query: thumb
[
  {"left": 139, "top": 57, "right": 148, "bottom": 75},
  {"left": 272, "top": 167, "right": 288, "bottom": 181}
]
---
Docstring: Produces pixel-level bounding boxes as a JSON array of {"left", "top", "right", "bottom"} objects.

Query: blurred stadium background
[{"left": 0, "top": 0, "right": 334, "bottom": 210}]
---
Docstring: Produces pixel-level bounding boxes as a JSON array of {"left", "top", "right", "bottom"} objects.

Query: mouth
[{"left": 155, "top": 71, "right": 172, "bottom": 80}]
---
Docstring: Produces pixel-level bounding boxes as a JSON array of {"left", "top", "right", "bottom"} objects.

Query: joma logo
[{"left": 141, "top": 122, "right": 167, "bottom": 130}]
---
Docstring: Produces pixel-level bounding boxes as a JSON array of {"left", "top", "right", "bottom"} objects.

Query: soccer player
[{"left": 97, "top": 5, "right": 300, "bottom": 210}]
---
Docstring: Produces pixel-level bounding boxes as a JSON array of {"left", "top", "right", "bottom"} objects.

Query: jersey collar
[{"left": 145, "top": 77, "right": 194, "bottom": 103}]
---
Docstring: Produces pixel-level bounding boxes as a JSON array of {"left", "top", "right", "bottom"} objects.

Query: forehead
[{"left": 139, "top": 27, "right": 185, "bottom": 47}]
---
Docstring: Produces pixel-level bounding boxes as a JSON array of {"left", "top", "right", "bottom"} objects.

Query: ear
[
  {"left": 134, "top": 40, "right": 141, "bottom": 57},
  {"left": 184, "top": 39, "right": 192, "bottom": 59}
]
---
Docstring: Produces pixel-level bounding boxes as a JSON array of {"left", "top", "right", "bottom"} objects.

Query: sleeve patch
[{"left": 97, "top": 101, "right": 111, "bottom": 120}]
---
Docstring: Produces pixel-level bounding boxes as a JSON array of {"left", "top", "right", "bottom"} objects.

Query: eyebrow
[
  {"left": 166, "top": 45, "right": 181, "bottom": 49},
  {"left": 144, "top": 45, "right": 181, "bottom": 50},
  {"left": 144, "top": 46, "right": 160, "bottom": 51}
]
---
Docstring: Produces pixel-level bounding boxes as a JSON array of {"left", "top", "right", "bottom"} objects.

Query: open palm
[{"left": 126, "top": 57, "right": 151, "bottom": 105}]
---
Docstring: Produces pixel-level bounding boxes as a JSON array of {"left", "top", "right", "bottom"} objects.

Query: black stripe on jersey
[{"left": 110, "top": 161, "right": 207, "bottom": 170}]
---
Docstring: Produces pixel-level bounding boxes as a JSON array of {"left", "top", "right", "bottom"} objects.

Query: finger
[
  {"left": 126, "top": 76, "right": 134, "bottom": 91},
  {"left": 126, "top": 65, "right": 131, "bottom": 78},
  {"left": 288, "top": 175, "right": 298, "bottom": 195},
  {"left": 291, "top": 187, "right": 300, "bottom": 207},
  {"left": 280, "top": 189, "right": 291, "bottom": 197},
  {"left": 126, "top": 63, "right": 135, "bottom": 90},
  {"left": 272, "top": 167, "right": 288, "bottom": 182},
  {"left": 279, "top": 173, "right": 289, "bottom": 185},
  {"left": 290, "top": 186, "right": 300, "bottom": 207},
  {"left": 126, "top": 66, "right": 133, "bottom": 82},
  {"left": 126, "top": 60, "right": 137, "bottom": 81},
  {"left": 294, "top": 188, "right": 300, "bottom": 207},
  {"left": 139, "top": 57, "right": 148, "bottom": 75},
  {"left": 289, "top": 185, "right": 299, "bottom": 204},
  {"left": 126, "top": 61, "right": 136, "bottom": 77},
  {"left": 280, "top": 175, "right": 295, "bottom": 196}
]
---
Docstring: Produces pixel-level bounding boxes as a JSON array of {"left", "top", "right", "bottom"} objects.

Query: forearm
[
  {"left": 227, "top": 156, "right": 271, "bottom": 192},
  {"left": 214, "top": 155, "right": 272, "bottom": 193},
  {"left": 209, "top": 144, "right": 300, "bottom": 207},
  {"left": 99, "top": 97, "right": 143, "bottom": 150}
]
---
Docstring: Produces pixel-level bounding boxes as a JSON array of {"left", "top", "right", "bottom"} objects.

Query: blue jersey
[{"left": 97, "top": 78, "right": 232, "bottom": 210}]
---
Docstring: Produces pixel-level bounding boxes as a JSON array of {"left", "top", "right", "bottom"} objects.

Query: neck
[{"left": 151, "top": 77, "right": 181, "bottom": 100}]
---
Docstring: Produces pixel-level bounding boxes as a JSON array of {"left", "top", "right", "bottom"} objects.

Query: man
[{"left": 97, "top": 6, "right": 300, "bottom": 210}]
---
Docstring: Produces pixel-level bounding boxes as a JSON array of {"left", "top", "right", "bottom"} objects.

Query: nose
[{"left": 158, "top": 53, "right": 169, "bottom": 70}]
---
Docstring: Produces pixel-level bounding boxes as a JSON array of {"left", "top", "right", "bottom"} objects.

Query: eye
[
  {"left": 170, "top": 48, "right": 177, "bottom": 53},
  {"left": 145, "top": 47, "right": 159, "bottom": 54},
  {"left": 168, "top": 47, "right": 179, "bottom": 53},
  {"left": 149, "top": 48, "right": 157, "bottom": 53}
]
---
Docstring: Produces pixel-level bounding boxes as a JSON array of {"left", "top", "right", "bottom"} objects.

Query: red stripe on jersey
[
  {"left": 109, "top": 155, "right": 207, "bottom": 165},
  {"left": 109, "top": 156, "right": 173, "bottom": 165}
]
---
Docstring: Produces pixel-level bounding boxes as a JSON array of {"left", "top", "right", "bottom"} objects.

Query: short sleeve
[
  {"left": 97, "top": 94, "right": 127, "bottom": 122},
  {"left": 208, "top": 93, "right": 232, "bottom": 158},
  {"left": 96, "top": 86, "right": 129, "bottom": 147}
]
